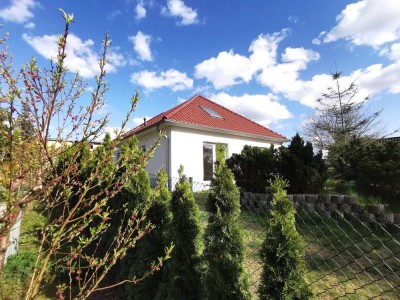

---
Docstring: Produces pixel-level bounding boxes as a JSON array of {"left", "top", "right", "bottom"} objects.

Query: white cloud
[
  {"left": 161, "top": 0, "right": 198, "bottom": 25},
  {"left": 131, "top": 69, "right": 193, "bottom": 91},
  {"left": 288, "top": 15, "right": 299, "bottom": 24},
  {"left": 324, "top": 0, "right": 400, "bottom": 47},
  {"left": 23, "top": 33, "right": 126, "bottom": 78},
  {"left": 24, "top": 22, "right": 35, "bottom": 29},
  {"left": 195, "top": 30, "right": 289, "bottom": 89},
  {"left": 312, "top": 38, "right": 321, "bottom": 45},
  {"left": 129, "top": 31, "right": 153, "bottom": 61},
  {"left": 194, "top": 50, "right": 255, "bottom": 89},
  {"left": 0, "top": 0, "right": 36, "bottom": 23},
  {"left": 107, "top": 10, "right": 122, "bottom": 20},
  {"left": 210, "top": 92, "right": 292, "bottom": 126},
  {"left": 96, "top": 126, "right": 123, "bottom": 141},
  {"left": 311, "top": 31, "right": 326, "bottom": 45},
  {"left": 132, "top": 116, "right": 151, "bottom": 127},
  {"left": 380, "top": 43, "right": 400, "bottom": 62},
  {"left": 135, "top": 2, "right": 146, "bottom": 20}
]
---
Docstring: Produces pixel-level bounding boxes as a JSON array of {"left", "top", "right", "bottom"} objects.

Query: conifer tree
[
  {"left": 203, "top": 144, "right": 251, "bottom": 300},
  {"left": 156, "top": 166, "right": 202, "bottom": 300},
  {"left": 258, "top": 177, "right": 311, "bottom": 300},
  {"left": 126, "top": 170, "right": 172, "bottom": 300}
]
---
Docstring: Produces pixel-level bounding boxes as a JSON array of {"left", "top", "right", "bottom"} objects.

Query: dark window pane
[{"left": 203, "top": 143, "right": 213, "bottom": 181}]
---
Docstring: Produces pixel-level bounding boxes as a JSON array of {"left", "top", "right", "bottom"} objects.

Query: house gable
[{"left": 123, "top": 95, "right": 288, "bottom": 143}]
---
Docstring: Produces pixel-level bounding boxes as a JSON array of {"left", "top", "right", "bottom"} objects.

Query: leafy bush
[
  {"left": 227, "top": 145, "right": 279, "bottom": 193},
  {"left": 226, "top": 134, "right": 327, "bottom": 194},
  {"left": 258, "top": 177, "right": 311, "bottom": 300},
  {"left": 203, "top": 144, "right": 251, "bottom": 299},
  {"left": 329, "top": 137, "right": 400, "bottom": 202}
]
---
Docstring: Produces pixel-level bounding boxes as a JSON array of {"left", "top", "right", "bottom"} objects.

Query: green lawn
[{"left": 194, "top": 191, "right": 400, "bottom": 299}]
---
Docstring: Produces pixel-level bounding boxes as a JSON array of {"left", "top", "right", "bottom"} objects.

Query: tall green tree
[
  {"left": 203, "top": 144, "right": 251, "bottom": 300},
  {"left": 258, "top": 177, "right": 311, "bottom": 300},
  {"left": 279, "top": 133, "right": 327, "bottom": 194},
  {"left": 126, "top": 170, "right": 172, "bottom": 300},
  {"left": 156, "top": 166, "right": 202, "bottom": 300}
]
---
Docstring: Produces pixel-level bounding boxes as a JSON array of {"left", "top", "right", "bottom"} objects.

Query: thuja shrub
[
  {"left": 258, "top": 177, "right": 311, "bottom": 300},
  {"left": 156, "top": 166, "right": 202, "bottom": 300},
  {"left": 203, "top": 144, "right": 251, "bottom": 300},
  {"left": 126, "top": 170, "right": 172, "bottom": 300}
]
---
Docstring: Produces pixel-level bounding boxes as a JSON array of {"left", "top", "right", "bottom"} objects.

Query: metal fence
[
  {"left": 0, "top": 204, "right": 22, "bottom": 264},
  {"left": 185, "top": 178, "right": 400, "bottom": 299}
]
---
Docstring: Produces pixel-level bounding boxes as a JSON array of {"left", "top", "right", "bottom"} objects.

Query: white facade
[{"left": 135, "top": 121, "right": 283, "bottom": 185}]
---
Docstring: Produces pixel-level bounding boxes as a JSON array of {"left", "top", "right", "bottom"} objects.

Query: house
[{"left": 122, "top": 95, "right": 288, "bottom": 184}]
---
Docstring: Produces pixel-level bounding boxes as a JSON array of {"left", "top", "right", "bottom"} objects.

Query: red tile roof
[{"left": 123, "top": 95, "right": 287, "bottom": 141}]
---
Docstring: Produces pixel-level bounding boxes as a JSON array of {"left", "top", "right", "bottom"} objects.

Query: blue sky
[{"left": 1, "top": 0, "right": 400, "bottom": 140}]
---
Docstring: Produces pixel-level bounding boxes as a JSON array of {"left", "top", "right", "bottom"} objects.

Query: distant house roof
[{"left": 123, "top": 95, "right": 287, "bottom": 142}]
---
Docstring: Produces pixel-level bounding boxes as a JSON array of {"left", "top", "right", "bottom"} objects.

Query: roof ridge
[
  {"left": 122, "top": 95, "right": 200, "bottom": 138},
  {"left": 200, "top": 95, "right": 287, "bottom": 140},
  {"left": 165, "top": 94, "right": 199, "bottom": 118}
]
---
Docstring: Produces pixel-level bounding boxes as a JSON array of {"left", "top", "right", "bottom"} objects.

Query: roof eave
[{"left": 164, "top": 120, "right": 288, "bottom": 144}]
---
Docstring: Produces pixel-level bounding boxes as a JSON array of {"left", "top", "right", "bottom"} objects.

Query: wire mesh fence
[{"left": 185, "top": 178, "right": 400, "bottom": 299}]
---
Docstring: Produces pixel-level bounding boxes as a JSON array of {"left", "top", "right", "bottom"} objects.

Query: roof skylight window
[{"left": 201, "top": 106, "right": 223, "bottom": 119}]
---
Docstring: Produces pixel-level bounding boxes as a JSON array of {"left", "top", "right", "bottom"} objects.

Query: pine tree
[
  {"left": 203, "top": 144, "right": 251, "bottom": 300},
  {"left": 18, "top": 102, "right": 35, "bottom": 140},
  {"left": 279, "top": 133, "right": 327, "bottom": 194},
  {"left": 156, "top": 166, "right": 202, "bottom": 300},
  {"left": 258, "top": 177, "right": 311, "bottom": 300},
  {"left": 126, "top": 170, "right": 172, "bottom": 300}
]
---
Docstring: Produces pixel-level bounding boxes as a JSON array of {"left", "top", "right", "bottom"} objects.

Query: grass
[
  {"left": 194, "top": 190, "right": 400, "bottom": 299},
  {"left": 0, "top": 204, "right": 49, "bottom": 300}
]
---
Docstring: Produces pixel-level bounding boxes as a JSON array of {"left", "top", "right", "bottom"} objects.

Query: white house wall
[
  {"left": 169, "top": 126, "right": 281, "bottom": 185},
  {"left": 137, "top": 128, "right": 169, "bottom": 178}
]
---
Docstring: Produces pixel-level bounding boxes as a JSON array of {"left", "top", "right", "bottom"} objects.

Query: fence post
[{"left": 189, "top": 177, "right": 193, "bottom": 193}]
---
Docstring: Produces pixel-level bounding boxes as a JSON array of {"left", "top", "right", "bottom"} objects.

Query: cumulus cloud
[
  {"left": 23, "top": 33, "right": 126, "bottom": 78},
  {"left": 380, "top": 43, "right": 400, "bottom": 62},
  {"left": 135, "top": 2, "right": 146, "bottom": 20},
  {"left": 194, "top": 50, "right": 255, "bottom": 89},
  {"left": 210, "top": 92, "right": 292, "bottom": 126},
  {"left": 131, "top": 69, "right": 193, "bottom": 91},
  {"left": 195, "top": 27, "right": 400, "bottom": 108},
  {"left": 0, "top": 0, "right": 38, "bottom": 24},
  {"left": 129, "top": 31, "right": 153, "bottom": 61},
  {"left": 311, "top": 31, "right": 326, "bottom": 45},
  {"left": 24, "top": 22, "right": 35, "bottom": 29},
  {"left": 0, "top": 0, "right": 36, "bottom": 23},
  {"left": 161, "top": 0, "right": 198, "bottom": 25},
  {"left": 195, "top": 30, "right": 289, "bottom": 89},
  {"left": 324, "top": 0, "right": 400, "bottom": 47}
]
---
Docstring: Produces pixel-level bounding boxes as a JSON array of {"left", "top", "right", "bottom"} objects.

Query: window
[
  {"left": 203, "top": 143, "right": 227, "bottom": 181},
  {"left": 200, "top": 106, "right": 223, "bottom": 119},
  {"left": 203, "top": 143, "right": 213, "bottom": 181},
  {"left": 114, "top": 149, "right": 121, "bottom": 162}
]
